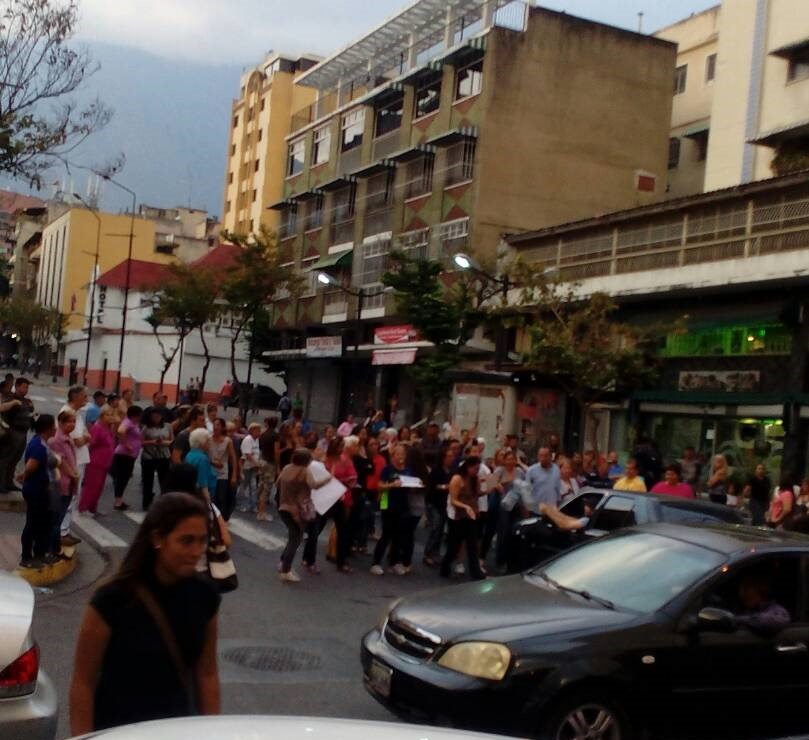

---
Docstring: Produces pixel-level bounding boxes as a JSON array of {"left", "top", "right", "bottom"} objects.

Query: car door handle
[{"left": 776, "top": 643, "right": 807, "bottom": 654}]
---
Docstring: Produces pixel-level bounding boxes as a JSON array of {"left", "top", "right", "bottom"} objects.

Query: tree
[
  {"left": 511, "top": 262, "right": 663, "bottom": 450},
  {"left": 221, "top": 228, "right": 300, "bottom": 410},
  {"left": 147, "top": 263, "right": 219, "bottom": 392},
  {"left": 0, "top": 0, "right": 111, "bottom": 186},
  {"left": 0, "top": 290, "right": 59, "bottom": 359},
  {"left": 382, "top": 251, "right": 496, "bottom": 414}
]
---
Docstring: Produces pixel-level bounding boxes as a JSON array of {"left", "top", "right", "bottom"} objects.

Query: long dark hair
[
  {"left": 455, "top": 455, "right": 481, "bottom": 497},
  {"left": 109, "top": 492, "right": 207, "bottom": 588}
]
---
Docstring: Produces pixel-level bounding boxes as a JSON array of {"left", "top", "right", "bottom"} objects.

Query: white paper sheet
[
  {"left": 311, "top": 477, "right": 347, "bottom": 515},
  {"left": 399, "top": 475, "right": 424, "bottom": 488}
]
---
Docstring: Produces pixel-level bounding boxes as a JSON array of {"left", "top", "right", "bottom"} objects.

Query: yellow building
[
  {"left": 222, "top": 52, "right": 320, "bottom": 236},
  {"left": 36, "top": 208, "right": 174, "bottom": 334}
]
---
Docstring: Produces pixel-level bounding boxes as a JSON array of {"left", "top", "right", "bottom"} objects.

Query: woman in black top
[
  {"left": 424, "top": 446, "right": 454, "bottom": 566},
  {"left": 350, "top": 433, "right": 375, "bottom": 553},
  {"left": 743, "top": 463, "right": 771, "bottom": 526},
  {"left": 70, "top": 493, "right": 220, "bottom": 734}
]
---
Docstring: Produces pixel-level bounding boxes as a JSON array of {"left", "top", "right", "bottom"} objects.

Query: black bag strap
[{"left": 134, "top": 584, "right": 193, "bottom": 701}]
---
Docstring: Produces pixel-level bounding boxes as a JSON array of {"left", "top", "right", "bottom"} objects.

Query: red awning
[{"left": 372, "top": 348, "right": 417, "bottom": 366}]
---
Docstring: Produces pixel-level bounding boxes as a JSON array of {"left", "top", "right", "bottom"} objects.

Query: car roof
[
  {"left": 632, "top": 521, "right": 809, "bottom": 555},
  {"left": 578, "top": 487, "right": 744, "bottom": 521},
  {"left": 73, "top": 716, "right": 514, "bottom": 739}
]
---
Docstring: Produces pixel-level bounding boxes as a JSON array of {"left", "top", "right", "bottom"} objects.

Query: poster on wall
[
  {"left": 678, "top": 370, "right": 760, "bottom": 392},
  {"left": 452, "top": 384, "right": 507, "bottom": 449},
  {"left": 518, "top": 389, "right": 566, "bottom": 457}
]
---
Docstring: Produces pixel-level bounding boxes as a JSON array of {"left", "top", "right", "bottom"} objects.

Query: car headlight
[{"left": 438, "top": 642, "right": 511, "bottom": 681}]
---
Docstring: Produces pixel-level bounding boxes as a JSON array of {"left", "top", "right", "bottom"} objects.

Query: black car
[
  {"left": 508, "top": 488, "right": 747, "bottom": 572},
  {"left": 362, "top": 523, "right": 809, "bottom": 740}
]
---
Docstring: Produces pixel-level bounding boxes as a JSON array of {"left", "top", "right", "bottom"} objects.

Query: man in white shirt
[
  {"left": 239, "top": 422, "right": 262, "bottom": 512},
  {"left": 59, "top": 385, "right": 90, "bottom": 545}
]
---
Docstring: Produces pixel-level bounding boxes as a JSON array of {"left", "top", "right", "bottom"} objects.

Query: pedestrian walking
[
  {"left": 79, "top": 406, "right": 117, "bottom": 515},
  {"left": 58, "top": 386, "right": 91, "bottom": 546},
  {"left": 277, "top": 448, "right": 321, "bottom": 583},
  {"left": 69, "top": 493, "right": 220, "bottom": 734},
  {"left": 110, "top": 405, "right": 143, "bottom": 511},
  {"left": 743, "top": 463, "right": 772, "bottom": 526},
  {"left": 277, "top": 391, "right": 292, "bottom": 422},
  {"left": 0, "top": 376, "right": 34, "bottom": 492},
  {"left": 171, "top": 406, "right": 206, "bottom": 463},
  {"left": 238, "top": 423, "right": 261, "bottom": 512},
  {"left": 424, "top": 446, "right": 453, "bottom": 567},
  {"left": 185, "top": 429, "right": 218, "bottom": 501},
  {"left": 349, "top": 431, "right": 374, "bottom": 554},
  {"left": 707, "top": 454, "right": 729, "bottom": 504},
  {"left": 440, "top": 456, "right": 486, "bottom": 581},
  {"left": 257, "top": 417, "right": 280, "bottom": 521},
  {"left": 371, "top": 444, "right": 409, "bottom": 576},
  {"left": 48, "top": 410, "right": 80, "bottom": 556},
  {"left": 19, "top": 414, "right": 57, "bottom": 567},
  {"left": 141, "top": 408, "right": 173, "bottom": 510},
  {"left": 209, "top": 418, "right": 238, "bottom": 520}
]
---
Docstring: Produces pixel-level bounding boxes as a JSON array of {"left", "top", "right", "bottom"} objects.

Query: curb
[
  {"left": 0, "top": 491, "right": 25, "bottom": 514},
  {"left": 14, "top": 545, "right": 77, "bottom": 587}
]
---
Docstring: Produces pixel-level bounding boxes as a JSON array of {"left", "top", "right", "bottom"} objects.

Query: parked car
[
  {"left": 0, "top": 571, "right": 57, "bottom": 740},
  {"left": 508, "top": 487, "right": 747, "bottom": 571},
  {"left": 70, "top": 715, "right": 517, "bottom": 739},
  {"left": 363, "top": 523, "right": 809, "bottom": 740}
]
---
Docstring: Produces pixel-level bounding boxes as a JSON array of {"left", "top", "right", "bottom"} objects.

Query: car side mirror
[{"left": 697, "top": 607, "right": 737, "bottom": 633}]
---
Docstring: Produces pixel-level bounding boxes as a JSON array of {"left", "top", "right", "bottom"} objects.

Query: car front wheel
[{"left": 538, "top": 693, "right": 632, "bottom": 740}]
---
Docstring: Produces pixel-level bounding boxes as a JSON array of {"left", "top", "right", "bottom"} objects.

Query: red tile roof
[
  {"left": 96, "top": 259, "right": 173, "bottom": 291},
  {"left": 190, "top": 242, "right": 242, "bottom": 272},
  {"left": 0, "top": 189, "right": 45, "bottom": 214}
]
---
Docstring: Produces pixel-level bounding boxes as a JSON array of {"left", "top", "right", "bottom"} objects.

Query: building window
[
  {"left": 255, "top": 159, "right": 260, "bottom": 173},
  {"left": 258, "top": 129, "right": 263, "bottom": 142},
  {"left": 260, "top": 98, "right": 266, "bottom": 111},
  {"left": 694, "top": 131, "right": 709, "bottom": 162},
  {"left": 279, "top": 205, "right": 298, "bottom": 240},
  {"left": 228, "top": 172, "right": 233, "bottom": 184},
  {"left": 674, "top": 64, "right": 688, "bottom": 95},
  {"left": 233, "top": 114, "right": 239, "bottom": 128},
  {"left": 225, "top": 200, "right": 231, "bottom": 212},
  {"left": 705, "top": 53, "right": 717, "bottom": 83},
  {"left": 313, "top": 125, "right": 331, "bottom": 166},
  {"left": 331, "top": 184, "right": 356, "bottom": 244},
  {"left": 248, "top": 106, "right": 254, "bottom": 120},
  {"left": 252, "top": 189, "right": 257, "bottom": 203},
  {"left": 304, "top": 195, "right": 324, "bottom": 231},
  {"left": 398, "top": 228, "right": 430, "bottom": 260},
  {"left": 366, "top": 170, "right": 393, "bottom": 213},
  {"left": 668, "top": 137, "right": 681, "bottom": 169},
  {"left": 787, "top": 48, "right": 809, "bottom": 83},
  {"left": 341, "top": 108, "right": 365, "bottom": 152},
  {"left": 287, "top": 138, "right": 305, "bottom": 177},
  {"left": 414, "top": 72, "right": 442, "bottom": 119},
  {"left": 404, "top": 155, "right": 434, "bottom": 199},
  {"left": 445, "top": 139, "right": 476, "bottom": 186},
  {"left": 300, "top": 260, "right": 320, "bottom": 297},
  {"left": 361, "top": 237, "right": 391, "bottom": 287},
  {"left": 231, "top": 143, "right": 236, "bottom": 156},
  {"left": 375, "top": 94, "right": 404, "bottom": 137},
  {"left": 455, "top": 58, "right": 483, "bottom": 100}
]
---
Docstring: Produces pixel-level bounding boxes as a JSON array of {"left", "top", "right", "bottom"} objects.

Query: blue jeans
[{"left": 239, "top": 468, "right": 259, "bottom": 511}]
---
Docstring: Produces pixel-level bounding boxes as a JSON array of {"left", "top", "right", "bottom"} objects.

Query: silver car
[{"left": 0, "top": 571, "right": 58, "bottom": 740}]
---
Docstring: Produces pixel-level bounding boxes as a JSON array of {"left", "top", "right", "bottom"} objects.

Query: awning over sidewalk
[{"left": 305, "top": 249, "right": 354, "bottom": 271}]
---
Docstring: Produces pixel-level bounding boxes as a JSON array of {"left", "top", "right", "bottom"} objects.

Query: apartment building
[
  {"left": 659, "top": 0, "right": 809, "bottom": 198},
  {"left": 139, "top": 204, "right": 221, "bottom": 263},
  {"left": 505, "top": 170, "right": 809, "bottom": 479},
  {"left": 263, "top": 0, "right": 676, "bottom": 425},
  {"left": 222, "top": 51, "right": 320, "bottom": 235}
]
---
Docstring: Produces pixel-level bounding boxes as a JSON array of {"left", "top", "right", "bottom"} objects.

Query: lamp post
[
  {"left": 97, "top": 176, "right": 136, "bottom": 393},
  {"left": 73, "top": 194, "right": 102, "bottom": 386}
]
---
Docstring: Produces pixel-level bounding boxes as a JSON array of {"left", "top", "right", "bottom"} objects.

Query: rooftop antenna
[{"left": 637, "top": 11, "right": 644, "bottom": 33}]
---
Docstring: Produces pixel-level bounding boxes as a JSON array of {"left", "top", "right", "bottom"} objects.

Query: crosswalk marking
[
  {"left": 73, "top": 513, "right": 128, "bottom": 548},
  {"left": 82, "top": 509, "right": 284, "bottom": 552},
  {"left": 28, "top": 395, "right": 50, "bottom": 403},
  {"left": 225, "top": 518, "right": 285, "bottom": 552}
]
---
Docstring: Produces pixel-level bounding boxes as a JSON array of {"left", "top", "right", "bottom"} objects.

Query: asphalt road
[{"left": 2, "top": 380, "right": 461, "bottom": 740}]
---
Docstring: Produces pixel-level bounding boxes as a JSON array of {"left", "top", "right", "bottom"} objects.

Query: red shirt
[
  {"left": 651, "top": 481, "right": 695, "bottom": 499},
  {"left": 366, "top": 454, "right": 386, "bottom": 492}
]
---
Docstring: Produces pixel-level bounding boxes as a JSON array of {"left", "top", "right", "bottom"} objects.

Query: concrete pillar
[
  {"left": 444, "top": 5, "right": 457, "bottom": 48},
  {"left": 407, "top": 32, "right": 418, "bottom": 70},
  {"left": 482, "top": 0, "right": 495, "bottom": 28}
]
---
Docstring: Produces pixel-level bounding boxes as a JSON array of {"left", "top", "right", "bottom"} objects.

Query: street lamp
[
  {"left": 73, "top": 193, "right": 102, "bottom": 386},
  {"left": 316, "top": 271, "right": 392, "bottom": 352}
]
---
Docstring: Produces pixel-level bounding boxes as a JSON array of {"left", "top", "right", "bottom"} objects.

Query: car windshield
[{"left": 529, "top": 531, "right": 726, "bottom": 613}]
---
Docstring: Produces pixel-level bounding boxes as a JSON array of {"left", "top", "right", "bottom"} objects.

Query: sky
[{"left": 18, "top": 0, "right": 718, "bottom": 218}]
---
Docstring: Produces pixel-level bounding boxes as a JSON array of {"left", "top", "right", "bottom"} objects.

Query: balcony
[
  {"left": 323, "top": 289, "right": 348, "bottom": 319},
  {"left": 363, "top": 206, "right": 393, "bottom": 238},
  {"left": 339, "top": 146, "right": 363, "bottom": 175},
  {"left": 372, "top": 130, "right": 401, "bottom": 161}
]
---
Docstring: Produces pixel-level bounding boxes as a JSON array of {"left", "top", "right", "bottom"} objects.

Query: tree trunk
[{"left": 198, "top": 326, "right": 212, "bottom": 397}]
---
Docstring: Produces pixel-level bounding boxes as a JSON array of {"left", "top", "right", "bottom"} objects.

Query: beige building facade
[
  {"left": 221, "top": 52, "right": 319, "bottom": 236},
  {"left": 659, "top": 0, "right": 809, "bottom": 198}
]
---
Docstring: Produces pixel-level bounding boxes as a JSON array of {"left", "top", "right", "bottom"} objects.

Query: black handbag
[{"left": 207, "top": 502, "right": 238, "bottom": 593}]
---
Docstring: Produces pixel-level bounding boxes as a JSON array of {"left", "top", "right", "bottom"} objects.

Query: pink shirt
[
  {"left": 48, "top": 430, "right": 78, "bottom": 496},
  {"left": 114, "top": 417, "right": 143, "bottom": 458},
  {"left": 337, "top": 421, "right": 354, "bottom": 437},
  {"left": 89, "top": 423, "right": 116, "bottom": 469},
  {"left": 651, "top": 481, "right": 695, "bottom": 499}
]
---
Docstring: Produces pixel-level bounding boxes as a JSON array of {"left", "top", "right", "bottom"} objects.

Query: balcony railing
[
  {"left": 372, "top": 130, "right": 401, "bottom": 160},
  {"left": 363, "top": 206, "right": 393, "bottom": 238},
  {"left": 278, "top": 220, "right": 297, "bottom": 240},
  {"left": 517, "top": 193, "right": 809, "bottom": 282},
  {"left": 339, "top": 146, "right": 363, "bottom": 174}
]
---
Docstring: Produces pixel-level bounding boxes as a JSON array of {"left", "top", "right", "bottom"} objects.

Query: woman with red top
[
  {"left": 650, "top": 464, "right": 695, "bottom": 499},
  {"left": 79, "top": 405, "right": 117, "bottom": 515},
  {"left": 303, "top": 437, "right": 356, "bottom": 573},
  {"left": 768, "top": 475, "right": 796, "bottom": 529},
  {"left": 365, "top": 436, "right": 386, "bottom": 542}
]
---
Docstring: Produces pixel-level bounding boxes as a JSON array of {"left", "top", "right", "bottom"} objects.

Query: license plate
[{"left": 367, "top": 659, "right": 393, "bottom": 698}]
